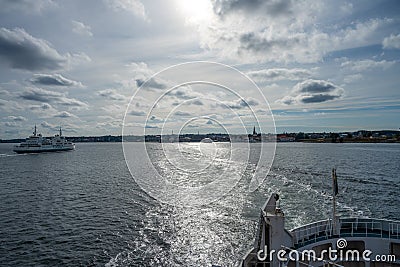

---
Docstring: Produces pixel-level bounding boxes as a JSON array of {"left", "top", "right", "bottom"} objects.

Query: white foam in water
[{"left": 0, "top": 142, "right": 398, "bottom": 266}]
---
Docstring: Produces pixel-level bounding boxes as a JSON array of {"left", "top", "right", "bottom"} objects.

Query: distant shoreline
[
  {"left": 1, "top": 139, "right": 399, "bottom": 144},
  {"left": 1, "top": 130, "right": 399, "bottom": 144}
]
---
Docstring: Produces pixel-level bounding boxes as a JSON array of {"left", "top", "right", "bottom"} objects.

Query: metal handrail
[{"left": 292, "top": 218, "right": 400, "bottom": 246}]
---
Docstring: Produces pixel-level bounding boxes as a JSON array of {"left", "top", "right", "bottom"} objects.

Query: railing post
[{"left": 351, "top": 222, "right": 354, "bottom": 237}]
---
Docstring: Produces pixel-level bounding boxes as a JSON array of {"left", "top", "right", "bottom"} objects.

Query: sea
[{"left": 0, "top": 142, "right": 399, "bottom": 266}]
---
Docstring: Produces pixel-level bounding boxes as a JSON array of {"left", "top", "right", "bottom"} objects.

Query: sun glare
[{"left": 177, "top": 0, "right": 213, "bottom": 23}]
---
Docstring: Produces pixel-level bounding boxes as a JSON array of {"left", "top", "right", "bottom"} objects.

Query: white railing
[
  {"left": 339, "top": 218, "right": 383, "bottom": 238},
  {"left": 292, "top": 218, "right": 400, "bottom": 247},
  {"left": 291, "top": 219, "right": 332, "bottom": 246},
  {"left": 389, "top": 222, "right": 400, "bottom": 239}
]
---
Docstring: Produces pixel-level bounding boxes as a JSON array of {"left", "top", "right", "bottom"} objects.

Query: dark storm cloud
[
  {"left": 212, "top": 0, "right": 292, "bottom": 17},
  {"left": 30, "top": 74, "right": 82, "bottom": 87},
  {"left": 280, "top": 79, "right": 344, "bottom": 105},
  {"left": 0, "top": 28, "right": 67, "bottom": 71}
]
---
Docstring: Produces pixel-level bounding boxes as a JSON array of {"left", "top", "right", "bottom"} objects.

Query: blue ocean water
[{"left": 0, "top": 142, "right": 399, "bottom": 266}]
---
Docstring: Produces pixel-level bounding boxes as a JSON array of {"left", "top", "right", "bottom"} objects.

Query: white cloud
[
  {"left": 68, "top": 52, "right": 92, "bottom": 66},
  {"left": 4, "top": 121, "right": 18, "bottom": 127},
  {"left": 30, "top": 103, "right": 58, "bottom": 114},
  {"left": 0, "top": 0, "right": 56, "bottom": 13},
  {"left": 7, "top": 115, "right": 27, "bottom": 122},
  {"left": 336, "top": 18, "right": 390, "bottom": 46},
  {"left": 383, "top": 33, "right": 400, "bottom": 49},
  {"left": 135, "top": 77, "right": 168, "bottom": 90},
  {"left": 123, "top": 62, "right": 170, "bottom": 90},
  {"left": 211, "top": 0, "right": 293, "bottom": 17},
  {"left": 247, "top": 68, "right": 312, "bottom": 82},
  {"left": 54, "top": 111, "right": 78, "bottom": 118},
  {"left": 0, "top": 98, "right": 23, "bottom": 111},
  {"left": 341, "top": 59, "right": 396, "bottom": 72},
  {"left": 340, "top": 2, "right": 353, "bottom": 15},
  {"left": 40, "top": 121, "right": 78, "bottom": 133},
  {"left": 104, "top": 0, "right": 147, "bottom": 20},
  {"left": 343, "top": 73, "right": 363, "bottom": 83},
  {"left": 127, "top": 62, "right": 153, "bottom": 75},
  {"left": 98, "top": 89, "right": 127, "bottom": 101},
  {"left": 30, "top": 74, "right": 83, "bottom": 87},
  {"left": 129, "top": 110, "right": 146, "bottom": 116},
  {"left": 71, "top": 20, "right": 93, "bottom": 37},
  {"left": 193, "top": 1, "right": 393, "bottom": 63},
  {"left": 19, "top": 87, "right": 88, "bottom": 109},
  {"left": 41, "top": 121, "right": 55, "bottom": 129}
]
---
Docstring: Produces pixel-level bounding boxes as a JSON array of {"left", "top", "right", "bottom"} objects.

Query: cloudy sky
[{"left": 0, "top": 0, "right": 399, "bottom": 138}]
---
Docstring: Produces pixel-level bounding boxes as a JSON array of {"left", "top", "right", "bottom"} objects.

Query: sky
[{"left": 0, "top": 0, "right": 399, "bottom": 138}]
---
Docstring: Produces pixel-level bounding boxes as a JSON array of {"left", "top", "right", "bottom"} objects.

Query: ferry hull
[{"left": 13, "top": 146, "right": 75, "bottom": 154}]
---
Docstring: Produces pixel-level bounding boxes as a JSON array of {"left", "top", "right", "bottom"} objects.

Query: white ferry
[
  {"left": 242, "top": 170, "right": 400, "bottom": 267},
  {"left": 13, "top": 125, "right": 75, "bottom": 154}
]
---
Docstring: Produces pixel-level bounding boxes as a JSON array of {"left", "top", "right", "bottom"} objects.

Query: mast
[
  {"left": 332, "top": 168, "right": 338, "bottom": 235},
  {"left": 33, "top": 124, "right": 37, "bottom": 136},
  {"left": 59, "top": 127, "right": 62, "bottom": 136}
]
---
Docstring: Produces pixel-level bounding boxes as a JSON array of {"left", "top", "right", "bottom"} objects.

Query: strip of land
[{"left": 1, "top": 130, "right": 399, "bottom": 143}]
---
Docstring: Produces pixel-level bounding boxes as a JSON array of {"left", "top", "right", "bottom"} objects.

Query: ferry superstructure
[
  {"left": 242, "top": 193, "right": 400, "bottom": 267},
  {"left": 13, "top": 125, "right": 75, "bottom": 153}
]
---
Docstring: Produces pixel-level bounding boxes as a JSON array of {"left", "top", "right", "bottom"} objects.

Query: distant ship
[
  {"left": 13, "top": 125, "right": 75, "bottom": 153},
  {"left": 201, "top": 137, "right": 213, "bottom": 143}
]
